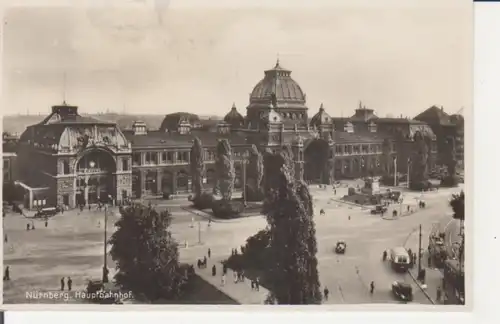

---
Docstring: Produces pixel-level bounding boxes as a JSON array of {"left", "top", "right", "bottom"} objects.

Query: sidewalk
[
  {"left": 193, "top": 257, "right": 270, "bottom": 304},
  {"left": 407, "top": 252, "right": 444, "bottom": 305}
]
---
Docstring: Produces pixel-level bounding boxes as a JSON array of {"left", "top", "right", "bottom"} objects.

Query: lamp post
[
  {"left": 102, "top": 199, "right": 110, "bottom": 283},
  {"left": 407, "top": 157, "right": 411, "bottom": 189},
  {"left": 393, "top": 156, "right": 397, "bottom": 187},
  {"left": 198, "top": 220, "right": 201, "bottom": 244}
]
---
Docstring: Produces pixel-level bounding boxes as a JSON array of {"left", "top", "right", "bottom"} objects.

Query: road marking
[{"left": 337, "top": 283, "right": 345, "bottom": 303}]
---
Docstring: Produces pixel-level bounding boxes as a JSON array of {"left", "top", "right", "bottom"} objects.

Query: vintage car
[
  {"left": 370, "top": 205, "right": 388, "bottom": 215},
  {"left": 34, "top": 207, "right": 61, "bottom": 218},
  {"left": 391, "top": 281, "right": 413, "bottom": 302},
  {"left": 335, "top": 241, "right": 347, "bottom": 254}
]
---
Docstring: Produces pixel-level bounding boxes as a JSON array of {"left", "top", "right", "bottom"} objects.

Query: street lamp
[
  {"left": 393, "top": 156, "right": 398, "bottom": 187},
  {"left": 407, "top": 157, "right": 411, "bottom": 189}
]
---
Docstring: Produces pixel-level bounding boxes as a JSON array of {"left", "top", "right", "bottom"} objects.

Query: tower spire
[
  {"left": 62, "top": 72, "right": 67, "bottom": 105},
  {"left": 276, "top": 52, "right": 280, "bottom": 67}
]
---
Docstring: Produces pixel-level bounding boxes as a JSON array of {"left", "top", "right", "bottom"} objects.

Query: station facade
[{"left": 12, "top": 60, "right": 451, "bottom": 209}]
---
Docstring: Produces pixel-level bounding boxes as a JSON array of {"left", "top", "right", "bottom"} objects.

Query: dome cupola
[
  {"left": 310, "top": 103, "right": 332, "bottom": 127},
  {"left": 223, "top": 103, "right": 245, "bottom": 128}
]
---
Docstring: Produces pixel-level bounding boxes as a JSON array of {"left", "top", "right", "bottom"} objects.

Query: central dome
[{"left": 249, "top": 60, "right": 306, "bottom": 105}]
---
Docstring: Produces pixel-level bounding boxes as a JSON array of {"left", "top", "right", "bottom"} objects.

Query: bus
[
  {"left": 442, "top": 259, "right": 465, "bottom": 305},
  {"left": 390, "top": 247, "right": 411, "bottom": 272}
]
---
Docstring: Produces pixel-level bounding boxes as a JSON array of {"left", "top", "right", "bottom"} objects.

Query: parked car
[
  {"left": 371, "top": 205, "right": 388, "bottom": 215},
  {"left": 392, "top": 281, "right": 413, "bottom": 302},
  {"left": 335, "top": 241, "right": 347, "bottom": 254}
]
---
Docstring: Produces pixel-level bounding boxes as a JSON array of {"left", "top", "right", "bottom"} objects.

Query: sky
[{"left": 1, "top": 0, "right": 472, "bottom": 118}]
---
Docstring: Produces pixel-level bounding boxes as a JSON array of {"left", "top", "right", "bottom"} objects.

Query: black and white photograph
[{"left": 2, "top": 0, "right": 470, "bottom": 306}]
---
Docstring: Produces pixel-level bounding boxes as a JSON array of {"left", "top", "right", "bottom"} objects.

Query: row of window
[
  {"left": 133, "top": 151, "right": 190, "bottom": 166},
  {"left": 334, "top": 143, "right": 387, "bottom": 155},
  {"left": 132, "top": 150, "right": 249, "bottom": 166}
]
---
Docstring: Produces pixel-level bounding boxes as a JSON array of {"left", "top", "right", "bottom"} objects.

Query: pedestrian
[
  {"left": 370, "top": 281, "right": 375, "bottom": 294},
  {"left": 256, "top": 277, "right": 260, "bottom": 291},
  {"left": 436, "top": 286, "right": 442, "bottom": 302},
  {"left": 4, "top": 234, "right": 7, "bottom": 244},
  {"left": 88, "top": 204, "right": 91, "bottom": 211},
  {"left": 60, "top": 277, "right": 65, "bottom": 291},
  {"left": 241, "top": 270, "right": 245, "bottom": 282},
  {"left": 221, "top": 274, "right": 226, "bottom": 286},
  {"left": 26, "top": 223, "right": 30, "bottom": 231},
  {"left": 407, "top": 205, "right": 410, "bottom": 212},
  {"left": 223, "top": 264, "right": 227, "bottom": 275},
  {"left": 212, "top": 265, "right": 216, "bottom": 276},
  {"left": 45, "top": 219, "right": 48, "bottom": 228},
  {"left": 348, "top": 215, "right": 351, "bottom": 221},
  {"left": 324, "top": 287, "right": 329, "bottom": 301},
  {"left": 3, "top": 266, "right": 10, "bottom": 281},
  {"left": 67, "top": 277, "right": 72, "bottom": 291},
  {"left": 208, "top": 248, "right": 211, "bottom": 258},
  {"left": 203, "top": 256, "right": 207, "bottom": 265},
  {"left": 334, "top": 189, "right": 337, "bottom": 195},
  {"left": 382, "top": 250, "right": 387, "bottom": 261},
  {"left": 251, "top": 280, "right": 255, "bottom": 290},
  {"left": 233, "top": 271, "right": 238, "bottom": 284},
  {"left": 32, "top": 223, "right": 35, "bottom": 230}
]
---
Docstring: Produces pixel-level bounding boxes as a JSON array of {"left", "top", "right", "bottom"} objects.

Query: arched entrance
[
  {"left": 304, "top": 139, "right": 330, "bottom": 184},
  {"left": 161, "top": 171, "right": 173, "bottom": 194},
  {"left": 145, "top": 170, "right": 157, "bottom": 195},
  {"left": 206, "top": 169, "right": 216, "bottom": 186},
  {"left": 75, "top": 149, "right": 116, "bottom": 205},
  {"left": 132, "top": 171, "right": 141, "bottom": 198},
  {"left": 177, "top": 170, "right": 189, "bottom": 192},
  {"left": 234, "top": 165, "right": 242, "bottom": 189}
]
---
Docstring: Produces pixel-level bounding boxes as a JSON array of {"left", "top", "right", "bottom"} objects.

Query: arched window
[{"left": 62, "top": 160, "right": 70, "bottom": 174}]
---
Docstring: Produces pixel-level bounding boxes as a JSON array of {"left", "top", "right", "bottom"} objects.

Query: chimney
[
  {"left": 132, "top": 121, "right": 147, "bottom": 135},
  {"left": 178, "top": 119, "right": 192, "bottom": 135}
]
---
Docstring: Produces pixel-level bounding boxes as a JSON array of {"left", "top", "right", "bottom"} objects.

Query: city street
[{"left": 3, "top": 183, "right": 464, "bottom": 304}]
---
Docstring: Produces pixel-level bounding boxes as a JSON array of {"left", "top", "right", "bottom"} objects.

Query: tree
[
  {"left": 110, "top": 204, "right": 183, "bottom": 301},
  {"left": 262, "top": 150, "right": 322, "bottom": 304},
  {"left": 246, "top": 144, "right": 264, "bottom": 201},
  {"left": 214, "top": 139, "right": 235, "bottom": 201},
  {"left": 190, "top": 137, "right": 205, "bottom": 198}
]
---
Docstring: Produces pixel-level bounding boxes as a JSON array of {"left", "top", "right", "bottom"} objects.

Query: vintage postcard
[{"left": 2, "top": 0, "right": 471, "bottom": 308}]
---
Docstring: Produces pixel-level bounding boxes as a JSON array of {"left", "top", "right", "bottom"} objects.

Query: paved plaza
[{"left": 3, "top": 182, "right": 463, "bottom": 304}]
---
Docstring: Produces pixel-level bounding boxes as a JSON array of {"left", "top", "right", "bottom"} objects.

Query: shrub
[
  {"left": 409, "top": 180, "right": 433, "bottom": 191},
  {"left": 441, "top": 175, "right": 459, "bottom": 187},
  {"left": 245, "top": 185, "right": 264, "bottom": 202},
  {"left": 192, "top": 192, "right": 214, "bottom": 210},
  {"left": 380, "top": 174, "right": 398, "bottom": 186},
  {"left": 211, "top": 200, "right": 243, "bottom": 219}
]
